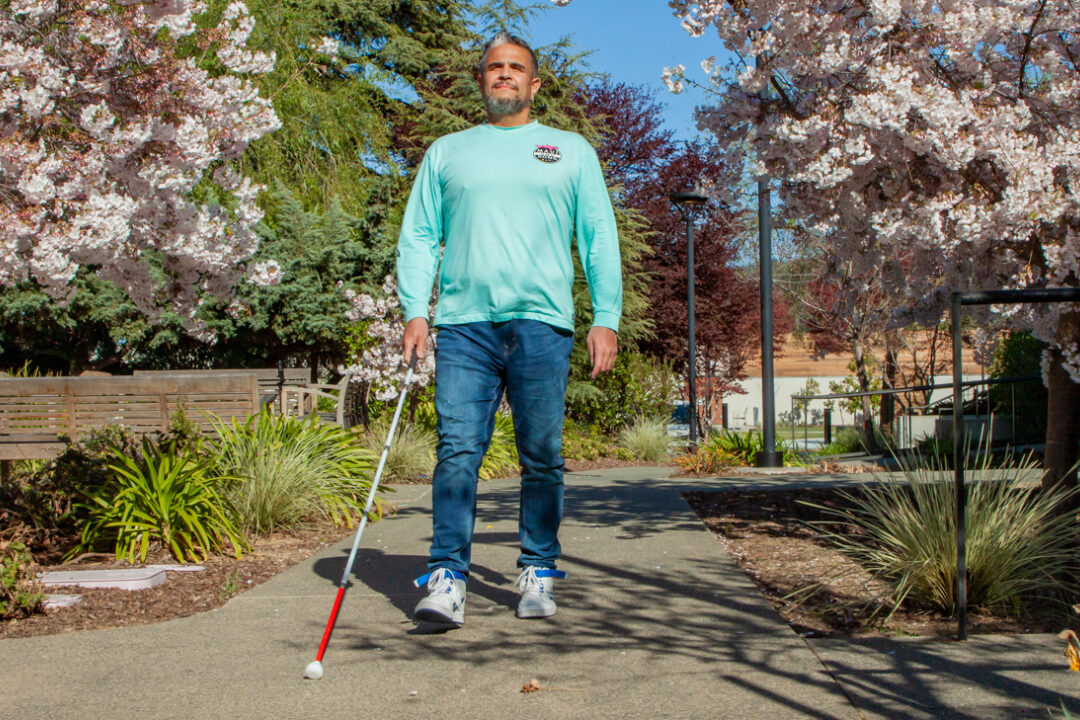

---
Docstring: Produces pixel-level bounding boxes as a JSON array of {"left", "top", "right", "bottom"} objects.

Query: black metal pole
[
  {"left": 687, "top": 214, "right": 698, "bottom": 446},
  {"left": 951, "top": 292, "right": 967, "bottom": 641},
  {"left": 757, "top": 53, "right": 780, "bottom": 467}
]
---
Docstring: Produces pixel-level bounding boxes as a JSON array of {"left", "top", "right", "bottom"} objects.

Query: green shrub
[
  {"left": 805, "top": 450, "right": 1079, "bottom": 616},
  {"left": 360, "top": 418, "right": 436, "bottom": 484},
  {"left": 0, "top": 540, "right": 45, "bottom": 620},
  {"left": 820, "top": 427, "right": 864, "bottom": 455},
  {"left": 989, "top": 330, "right": 1047, "bottom": 444},
  {"left": 211, "top": 413, "right": 381, "bottom": 533},
  {"left": 0, "top": 426, "right": 141, "bottom": 561},
  {"left": 618, "top": 415, "right": 670, "bottom": 462},
  {"left": 565, "top": 353, "right": 678, "bottom": 434},
  {"left": 713, "top": 430, "right": 803, "bottom": 466},
  {"left": 480, "top": 413, "right": 519, "bottom": 479},
  {"left": 71, "top": 438, "right": 247, "bottom": 563},
  {"left": 562, "top": 419, "right": 630, "bottom": 461}
]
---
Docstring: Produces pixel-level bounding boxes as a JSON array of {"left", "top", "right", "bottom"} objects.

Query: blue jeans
[{"left": 429, "top": 320, "right": 574, "bottom": 575}]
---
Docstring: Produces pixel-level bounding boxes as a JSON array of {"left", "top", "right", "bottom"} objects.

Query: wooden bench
[
  {"left": 280, "top": 373, "right": 364, "bottom": 429},
  {"left": 0, "top": 374, "right": 261, "bottom": 468},
  {"left": 133, "top": 367, "right": 311, "bottom": 411}
]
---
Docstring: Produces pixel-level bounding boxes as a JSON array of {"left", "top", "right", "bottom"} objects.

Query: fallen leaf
[
  {"left": 1059, "top": 629, "right": 1080, "bottom": 671},
  {"left": 521, "top": 678, "right": 541, "bottom": 693}
]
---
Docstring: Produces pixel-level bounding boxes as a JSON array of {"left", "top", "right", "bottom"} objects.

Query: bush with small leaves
[{"left": 0, "top": 540, "right": 44, "bottom": 620}]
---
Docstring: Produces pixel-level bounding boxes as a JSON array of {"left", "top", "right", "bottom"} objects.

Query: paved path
[{"left": 1, "top": 466, "right": 1076, "bottom": 719}]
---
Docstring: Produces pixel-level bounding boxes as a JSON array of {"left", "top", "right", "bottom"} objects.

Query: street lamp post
[
  {"left": 756, "top": 53, "right": 781, "bottom": 467},
  {"left": 670, "top": 190, "right": 708, "bottom": 446}
]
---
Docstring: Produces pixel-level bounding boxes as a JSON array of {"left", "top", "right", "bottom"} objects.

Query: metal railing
[{"left": 789, "top": 374, "right": 1041, "bottom": 451}]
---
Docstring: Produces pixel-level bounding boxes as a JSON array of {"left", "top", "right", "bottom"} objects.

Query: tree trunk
[
  {"left": 880, "top": 331, "right": 901, "bottom": 430},
  {"left": 1042, "top": 345, "right": 1080, "bottom": 500},
  {"left": 853, "top": 339, "right": 875, "bottom": 444}
]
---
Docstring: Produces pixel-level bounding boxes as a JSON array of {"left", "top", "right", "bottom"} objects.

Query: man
[{"left": 396, "top": 32, "right": 621, "bottom": 626}]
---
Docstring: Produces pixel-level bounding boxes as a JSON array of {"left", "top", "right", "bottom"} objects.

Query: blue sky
[{"left": 526, "top": 1, "right": 731, "bottom": 140}]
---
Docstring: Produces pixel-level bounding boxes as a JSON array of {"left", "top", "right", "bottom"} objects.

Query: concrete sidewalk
[{"left": 1, "top": 466, "right": 1077, "bottom": 719}]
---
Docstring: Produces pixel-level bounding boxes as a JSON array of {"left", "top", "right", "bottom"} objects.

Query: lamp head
[{"left": 669, "top": 191, "right": 708, "bottom": 206}]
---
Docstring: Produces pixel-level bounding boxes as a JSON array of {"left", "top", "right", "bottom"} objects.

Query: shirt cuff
[
  {"left": 403, "top": 304, "right": 430, "bottom": 323},
  {"left": 591, "top": 311, "right": 621, "bottom": 333}
]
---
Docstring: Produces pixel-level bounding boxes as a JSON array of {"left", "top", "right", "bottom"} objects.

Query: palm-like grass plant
[
  {"left": 208, "top": 413, "right": 379, "bottom": 534},
  {"left": 806, "top": 448, "right": 1079, "bottom": 617},
  {"left": 71, "top": 438, "right": 248, "bottom": 563}
]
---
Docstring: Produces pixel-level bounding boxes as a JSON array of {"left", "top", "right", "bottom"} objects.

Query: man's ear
[{"left": 530, "top": 74, "right": 542, "bottom": 99}]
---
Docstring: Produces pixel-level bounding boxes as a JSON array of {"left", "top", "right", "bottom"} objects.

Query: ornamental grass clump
[
  {"left": 480, "top": 413, "right": 519, "bottom": 480},
  {"left": 209, "top": 413, "right": 379, "bottom": 534},
  {"left": 806, "top": 450, "right": 1079, "bottom": 617},
  {"left": 359, "top": 418, "right": 436, "bottom": 484},
  {"left": 618, "top": 415, "right": 670, "bottom": 462}
]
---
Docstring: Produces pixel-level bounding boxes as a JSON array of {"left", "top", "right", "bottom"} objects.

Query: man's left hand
[{"left": 587, "top": 326, "right": 618, "bottom": 378}]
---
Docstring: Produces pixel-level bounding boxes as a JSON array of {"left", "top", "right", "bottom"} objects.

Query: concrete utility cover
[
  {"left": 40, "top": 568, "right": 166, "bottom": 591},
  {"left": 146, "top": 564, "right": 204, "bottom": 572}
]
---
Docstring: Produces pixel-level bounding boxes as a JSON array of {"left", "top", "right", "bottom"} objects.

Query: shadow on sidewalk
[{"left": 305, "top": 470, "right": 1077, "bottom": 719}]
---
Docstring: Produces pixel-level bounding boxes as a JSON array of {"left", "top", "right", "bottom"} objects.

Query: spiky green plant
[
  {"left": 805, "top": 449, "right": 1079, "bottom": 617},
  {"left": 71, "top": 438, "right": 247, "bottom": 563},
  {"left": 208, "top": 413, "right": 379, "bottom": 534},
  {"left": 618, "top": 415, "right": 670, "bottom": 462}
]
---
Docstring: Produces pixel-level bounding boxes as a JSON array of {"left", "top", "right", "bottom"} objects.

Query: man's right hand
[{"left": 402, "top": 317, "right": 429, "bottom": 365}]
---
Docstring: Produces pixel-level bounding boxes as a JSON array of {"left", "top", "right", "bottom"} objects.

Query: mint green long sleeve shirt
[{"left": 396, "top": 121, "right": 622, "bottom": 332}]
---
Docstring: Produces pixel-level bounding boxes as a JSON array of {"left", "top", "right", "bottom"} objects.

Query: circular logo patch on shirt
[{"left": 533, "top": 144, "right": 562, "bottom": 163}]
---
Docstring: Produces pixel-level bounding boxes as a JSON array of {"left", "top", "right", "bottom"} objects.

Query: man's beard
[{"left": 483, "top": 92, "right": 531, "bottom": 117}]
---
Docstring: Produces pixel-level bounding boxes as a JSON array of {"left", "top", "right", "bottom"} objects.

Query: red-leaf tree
[{"left": 585, "top": 81, "right": 789, "bottom": 430}]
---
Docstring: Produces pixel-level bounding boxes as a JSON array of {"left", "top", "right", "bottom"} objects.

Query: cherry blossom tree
[
  {"left": 1, "top": 0, "right": 284, "bottom": 329},
  {"left": 648, "top": 0, "right": 1080, "bottom": 492},
  {"left": 340, "top": 275, "right": 435, "bottom": 427}
]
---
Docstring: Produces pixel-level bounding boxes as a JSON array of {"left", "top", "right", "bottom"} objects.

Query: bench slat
[{"left": 0, "top": 374, "right": 261, "bottom": 459}]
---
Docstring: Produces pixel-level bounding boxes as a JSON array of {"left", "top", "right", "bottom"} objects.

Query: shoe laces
[
  {"left": 514, "top": 567, "right": 543, "bottom": 595},
  {"left": 427, "top": 568, "right": 458, "bottom": 594}
]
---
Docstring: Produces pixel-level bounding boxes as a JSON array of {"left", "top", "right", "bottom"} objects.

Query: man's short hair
[{"left": 476, "top": 32, "right": 539, "bottom": 78}]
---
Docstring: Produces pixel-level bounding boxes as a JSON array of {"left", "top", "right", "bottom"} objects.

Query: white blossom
[
  {"left": 0, "top": 0, "right": 281, "bottom": 326},
  {"left": 316, "top": 36, "right": 339, "bottom": 60},
  {"left": 674, "top": 0, "right": 1080, "bottom": 375}
]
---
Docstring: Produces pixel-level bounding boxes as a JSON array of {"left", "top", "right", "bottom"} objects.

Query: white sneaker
[
  {"left": 514, "top": 567, "right": 566, "bottom": 619},
  {"left": 413, "top": 568, "right": 467, "bottom": 625}
]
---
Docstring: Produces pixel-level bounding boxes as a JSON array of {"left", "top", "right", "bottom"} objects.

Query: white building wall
[{"left": 722, "top": 374, "right": 964, "bottom": 432}]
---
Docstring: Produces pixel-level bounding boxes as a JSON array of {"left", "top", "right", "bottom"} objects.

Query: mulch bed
[
  {"left": 2, "top": 525, "right": 352, "bottom": 639},
  {"left": 684, "top": 486, "right": 1070, "bottom": 638}
]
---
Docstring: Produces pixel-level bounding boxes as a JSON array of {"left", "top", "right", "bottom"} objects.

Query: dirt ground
[
  {"left": 1, "top": 524, "right": 353, "bottom": 639},
  {"left": 684, "top": 486, "right": 1069, "bottom": 638}
]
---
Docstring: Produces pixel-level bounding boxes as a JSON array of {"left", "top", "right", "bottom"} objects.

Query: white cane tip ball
[{"left": 304, "top": 661, "right": 324, "bottom": 680}]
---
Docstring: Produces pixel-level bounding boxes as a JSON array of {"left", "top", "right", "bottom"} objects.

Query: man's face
[{"left": 477, "top": 43, "right": 541, "bottom": 118}]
